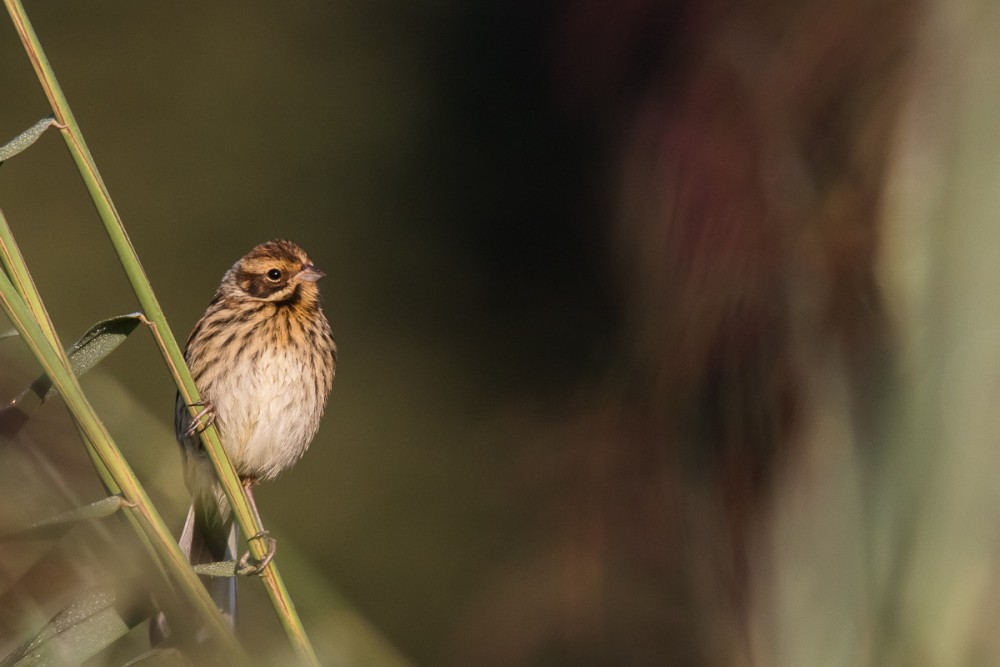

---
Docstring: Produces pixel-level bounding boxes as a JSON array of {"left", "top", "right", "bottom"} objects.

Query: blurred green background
[
  {"left": 0, "top": 3, "right": 616, "bottom": 664},
  {"left": 4, "top": 1, "right": 1000, "bottom": 665}
]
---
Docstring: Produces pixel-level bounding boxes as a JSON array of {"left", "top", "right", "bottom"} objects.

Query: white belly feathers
[{"left": 204, "top": 346, "right": 322, "bottom": 481}]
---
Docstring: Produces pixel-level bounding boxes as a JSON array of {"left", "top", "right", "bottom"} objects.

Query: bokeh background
[{"left": 3, "top": 0, "right": 1000, "bottom": 664}]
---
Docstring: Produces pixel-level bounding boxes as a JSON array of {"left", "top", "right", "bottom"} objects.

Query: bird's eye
[{"left": 266, "top": 268, "right": 282, "bottom": 281}]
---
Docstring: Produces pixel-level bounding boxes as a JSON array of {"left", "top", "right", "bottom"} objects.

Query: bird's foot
[
  {"left": 236, "top": 530, "right": 277, "bottom": 576},
  {"left": 184, "top": 401, "right": 216, "bottom": 437}
]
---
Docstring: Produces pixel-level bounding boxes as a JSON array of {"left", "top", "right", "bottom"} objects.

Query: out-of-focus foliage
[{"left": 5, "top": 0, "right": 1000, "bottom": 664}]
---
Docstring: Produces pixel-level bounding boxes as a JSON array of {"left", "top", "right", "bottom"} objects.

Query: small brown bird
[{"left": 174, "top": 239, "right": 337, "bottom": 621}]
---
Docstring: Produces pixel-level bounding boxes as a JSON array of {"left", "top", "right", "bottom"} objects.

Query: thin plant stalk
[
  {"left": 1, "top": 207, "right": 229, "bottom": 654},
  {"left": 0, "top": 208, "right": 116, "bottom": 487},
  {"left": 0, "top": 207, "right": 178, "bottom": 593},
  {"left": 0, "top": 262, "right": 246, "bottom": 661},
  {"left": 4, "top": 1, "right": 320, "bottom": 662}
]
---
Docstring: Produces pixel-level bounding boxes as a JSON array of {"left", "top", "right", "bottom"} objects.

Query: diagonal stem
[
  {"left": 3, "top": 1, "right": 320, "bottom": 663},
  {"left": 0, "top": 262, "right": 246, "bottom": 661}
]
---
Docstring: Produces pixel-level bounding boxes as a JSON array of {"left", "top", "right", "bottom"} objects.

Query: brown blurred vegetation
[
  {"left": 9, "top": 0, "right": 1000, "bottom": 664},
  {"left": 442, "top": 1, "right": 915, "bottom": 664}
]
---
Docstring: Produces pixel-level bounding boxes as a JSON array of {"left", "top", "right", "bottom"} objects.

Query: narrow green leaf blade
[
  {"left": 1, "top": 589, "right": 128, "bottom": 667},
  {"left": 0, "top": 116, "right": 59, "bottom": 164},
  {"left": 193, "top": 561, "right": 239, "bottom": 578},
  {"left": 0, "top": 495, "right": 125, "bottom": 542},
  {"left": 57, "top": 312, "right": 144, "bottom": 397},
  {"left": 0, "top": 313, "right": 143, "bottom": 435}
]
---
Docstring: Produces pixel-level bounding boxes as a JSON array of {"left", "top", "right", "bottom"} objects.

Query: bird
[{"left": 174, "top": 239, "right": 337, "bottom": 625}]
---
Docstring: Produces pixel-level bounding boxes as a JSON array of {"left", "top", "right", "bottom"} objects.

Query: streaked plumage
[{"left": 174, "top": 239, "right": 336, "bottom": 624}]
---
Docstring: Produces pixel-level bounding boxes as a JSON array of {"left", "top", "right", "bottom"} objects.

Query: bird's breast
[{"left": 205, "top": 345, "right": 326, "bottom": 481}]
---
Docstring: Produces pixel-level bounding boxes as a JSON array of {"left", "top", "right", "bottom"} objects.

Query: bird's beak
[{"left": 297, "top": 264, "right": 325, "bottom": 282}]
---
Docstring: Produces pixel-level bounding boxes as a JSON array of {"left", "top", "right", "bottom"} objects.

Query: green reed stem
[
  {"left": 4, "top": 2, "right": 319, "bottom": 663},
  {"left": 0, "top": 252, "right": 246, "bottom": 661},
  {"left": 0, "top": 206, "right": 118, "bottom": 517},
  {"left": 0, "top": 208, "right": 115, "bottom": 485},
  {"left": 0, "top": 207, "right": 181, "bottom": 602}
]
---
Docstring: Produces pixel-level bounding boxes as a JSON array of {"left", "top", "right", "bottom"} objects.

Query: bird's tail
[
  {"left": 150, "top": 497, "right": 238, "bottom": 646},
  {"left": 180, "top": 497, "right": 238, "bottom": 629}
]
